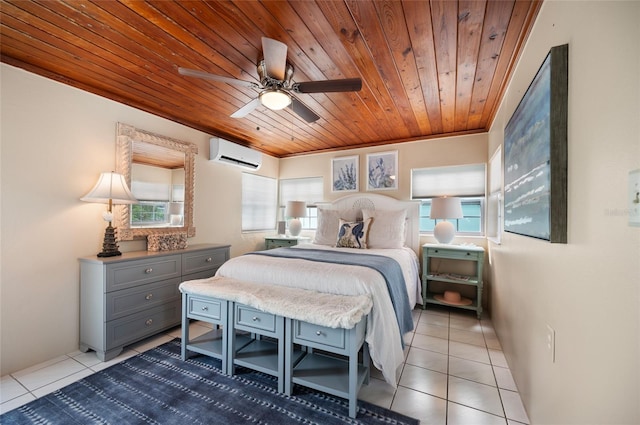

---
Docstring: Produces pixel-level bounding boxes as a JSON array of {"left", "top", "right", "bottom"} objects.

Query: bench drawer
[
  {"left": 293, "top": 321, "right": 346, "bottom": 350},
  {"left": 235, "top": 305, "right": 277, "bottom": 335},
  {"left": 187, "top": 296, "right": 225, "bottom": 322}
]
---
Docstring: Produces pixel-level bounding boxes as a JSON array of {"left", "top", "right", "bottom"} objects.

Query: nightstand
[
  {"left": 422, "top": 243, "right": 485, "bottom": 318},
  {"left": 264, "top": 236, "right": 311, "bottom": 250}
]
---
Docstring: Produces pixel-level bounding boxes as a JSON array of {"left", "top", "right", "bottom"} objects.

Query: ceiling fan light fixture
[{"left": 259, "top": 89, "right": 291, "bottom": 110}]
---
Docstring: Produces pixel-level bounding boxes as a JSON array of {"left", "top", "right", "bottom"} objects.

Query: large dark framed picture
[{"left": 504, "top": 44, "right": 568, "bottom": 243}]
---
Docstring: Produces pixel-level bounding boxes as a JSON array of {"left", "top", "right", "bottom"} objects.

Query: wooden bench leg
[
  {"left": 181, "top": 293, "right": 189, "bottom": 361},
  {"left": 284, "top": 318, "right": 293, "bottom": 396}
]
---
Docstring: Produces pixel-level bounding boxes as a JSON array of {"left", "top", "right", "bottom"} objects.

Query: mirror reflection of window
[{"left": 130, "top": 160, "right": 185, "bottom": 228}]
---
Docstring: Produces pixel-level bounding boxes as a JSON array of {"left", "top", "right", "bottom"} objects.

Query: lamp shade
[
  {"left": 81, "top": 172, "right": 138, "bottom": 205},
  {"left": 430, "top": 197, "right": 463, "bottom": 219},
  {"left": 285, "top": 201, "right": 307, "bottom": 218}
]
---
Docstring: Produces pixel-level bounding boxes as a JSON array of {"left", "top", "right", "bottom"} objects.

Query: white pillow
[
  {"left": 362, "top": 208, "right": 406, "bottom": 249},
  {"left": 313, "top": 208, "right": 358, "bottom": 246}
]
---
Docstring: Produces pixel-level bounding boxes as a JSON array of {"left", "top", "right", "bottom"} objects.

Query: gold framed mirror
[{"left": 115, "top": 123, "right": 197, "bottom": 241}]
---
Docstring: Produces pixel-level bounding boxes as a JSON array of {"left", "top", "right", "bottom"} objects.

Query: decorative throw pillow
[
  {"left": 362, "top": 208, "right": 406, "bottom": 249},
  {"left": 313, "top": 208, "right": 359, "bottom": 246},
  {"left": 336, "top": 218, "right": 372, "bottom": 249}
]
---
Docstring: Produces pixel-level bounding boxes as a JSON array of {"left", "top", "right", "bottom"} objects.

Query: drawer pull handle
[
  {"left": 145, "top": 319, "right": 153, "bottom": 326},
  {"left": 316, "top": 330, "right": 323, "bottom": 336},
  {"left": 252, "top": 316, "right": 259, "bottom": 321},
  {"left": 206, "top": 257, "right": 212, "bottom": 262},
  {"left": 145, "top": 268, "right": 153, "bottom": 274},
  {"left": 145, "top": 293, "right": 153, "bottom": 300},
  {"left": 466, "top": 252, "right": 471, "bottom": 256},
  {"left": 202, "top": 306, "right": 209, "bottom": 311}
]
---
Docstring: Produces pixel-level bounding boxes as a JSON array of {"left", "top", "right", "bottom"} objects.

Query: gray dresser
[{"left": 79, "top": 243, "right": 230, "bottom": 361}]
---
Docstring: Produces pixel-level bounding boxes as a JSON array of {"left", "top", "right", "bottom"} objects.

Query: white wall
[
  {"left": 488, "top": 1, "right": 640, "bottom": 423},
  {"left": 0, "top": 63, "right": 278, "bottom": 375}
]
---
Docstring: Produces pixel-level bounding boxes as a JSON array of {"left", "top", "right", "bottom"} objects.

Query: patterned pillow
[{"left": 336, "top": 218, "right": 372, "bottom": 249}]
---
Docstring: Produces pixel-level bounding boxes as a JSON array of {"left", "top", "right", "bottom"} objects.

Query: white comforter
[{"left": 215, "top": 243, "right": 421, "bottom": 386}]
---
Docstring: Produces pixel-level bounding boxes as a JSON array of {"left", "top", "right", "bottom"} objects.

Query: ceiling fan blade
[
  {"left": 261, "top": 37, "right": 288, "bottom": 80},
  {"left": 290, "top": 97, "right": 320, "bottom": 123},
  {"left": 294, "top": 78, "right": 362, "bottom": 93},
  {"left": 178, "top": 67, "right": 259, "bottom": 89},
  {"left": 231, "top": 98, "right": 260, "bottom": 118}
]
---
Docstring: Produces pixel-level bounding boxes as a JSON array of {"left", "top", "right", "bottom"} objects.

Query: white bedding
[{"left": 215, "top": 243, "right": 421, "bottom": 386}]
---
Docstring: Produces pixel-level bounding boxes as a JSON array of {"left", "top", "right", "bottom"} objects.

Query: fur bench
[{"left": 179, "top": 276, "right": 373, "bottom": 418}]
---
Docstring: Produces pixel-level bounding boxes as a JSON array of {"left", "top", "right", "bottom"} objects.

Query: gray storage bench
[{"left": 179, "top": 276, "right": 373, "bottom": 418}]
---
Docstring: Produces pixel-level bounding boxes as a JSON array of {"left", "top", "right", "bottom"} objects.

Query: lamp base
[
  {"left": 288, "top": 218, "right": 302, "bottom": 237},
  {"left": 433, "top": 220, "right": 456, "bottom": 244},
  {"left": 98, "top": 224, "right": 122, "bottom": 257}
]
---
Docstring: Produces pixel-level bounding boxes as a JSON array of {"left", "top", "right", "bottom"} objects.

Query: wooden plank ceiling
[{"left": 0, "top": 0, "right": 541, "bottom": 158}]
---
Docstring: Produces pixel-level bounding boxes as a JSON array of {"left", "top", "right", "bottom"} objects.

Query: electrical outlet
[{"left": 546, "top": 324, "right": 556, "bottom": 363}]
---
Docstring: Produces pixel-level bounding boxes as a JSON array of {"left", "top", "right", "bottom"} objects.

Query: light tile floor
[{"left": 1, "top": 306, "right": 529, "bottom": 424}]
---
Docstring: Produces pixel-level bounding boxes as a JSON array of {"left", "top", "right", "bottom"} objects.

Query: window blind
[
  {"left": 411, "top": 164, "right": 486, "bottom": 198},
  {"left": 489, "top": 147, "right": 502, "bottom": 194},
  {"left": 242, "top": 173, "right": 277, "bottom": 231},
  {"left": 130, "top": 181, "right": 171, "bottom": 201},
  {"left": 279, "top": 177, "right": 323, "bottom": 206}
]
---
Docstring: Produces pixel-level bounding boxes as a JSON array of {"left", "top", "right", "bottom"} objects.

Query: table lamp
[
  {"left": 81, "top": 171, "right": 138, "bottom": 257},
  {"left": 285, "top": 201, "right": 307, "bottom": 237},
  {"left": 430, "top": 196, "right": 463, "bottom": 244}
]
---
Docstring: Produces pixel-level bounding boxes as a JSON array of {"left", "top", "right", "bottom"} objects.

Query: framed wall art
[
  {"left": 331, "top": 155, "right": 359, "bottom": 192},
  {"left": 504, "top": 44, "right": 568, "bottom": 243},
  {"left": 367, "top": 150, "right": 398, "bottom": 191}
]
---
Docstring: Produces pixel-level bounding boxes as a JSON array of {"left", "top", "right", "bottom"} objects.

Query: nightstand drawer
[
  {"left": 264, "top": 237, "right": 310, "bottom": 250},
  {"left": 235, "top": 305, "right": 277, "bottom": 334},
  {"left": 106, "top": 278, "right": 181, "bottom": 321},
  {"left": 188, "top": 296, "right": 226, "bottom": 322},
  {"left": 106, "top": 255, "right": 182, "bottom": 292},
  {"left": 426, "top": 247, "right": 480, "bottom": 260},
  {"left": 293, "top": 321, "right": 346, "bottom": 350},
  {"left": 182, "top": 248, "right": 229, "bottom": 276}
]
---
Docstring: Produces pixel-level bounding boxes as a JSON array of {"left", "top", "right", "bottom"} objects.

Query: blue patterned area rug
[{"left": 2, "top": 339, "right": 418, "bottom": 425}]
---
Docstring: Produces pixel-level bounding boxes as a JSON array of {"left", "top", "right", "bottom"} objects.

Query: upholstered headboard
[{"left": 316, "top": 194, "right": 421, "bottom": 255}]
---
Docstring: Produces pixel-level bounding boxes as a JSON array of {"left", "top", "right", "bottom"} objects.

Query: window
[
  {"left": 130, "top": 178, "right": 172, "bottom": 227},
  {"left": 487, "top": 147, "right": 502, "bottom": 243},
  {"left": 242, "top": 173, "right": 277, "bottom": 231},
  {"left": 411, "top": 164, "right": 486, "bottom": 235},
  {"left": 131, "top": 202, "right": 168, "bottom": 226},
  {"left": 279, "top": 177, "right": 323, "bottom": 229},
  {"left": 418, "top": 198, "right": 485, "bottom": 235}
]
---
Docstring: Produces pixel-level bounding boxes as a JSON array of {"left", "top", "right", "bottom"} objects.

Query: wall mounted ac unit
[{"left": 209, "top": 138, "right": 262, "bottom": 170}]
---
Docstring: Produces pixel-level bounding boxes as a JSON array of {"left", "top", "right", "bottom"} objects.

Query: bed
[{"left": 215, "top": 194, "right": 422, "bottom": 386}]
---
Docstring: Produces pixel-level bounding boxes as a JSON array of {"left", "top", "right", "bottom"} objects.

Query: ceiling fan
[{"left": 179, "top": 37, "right": 362, "bottom": 123}]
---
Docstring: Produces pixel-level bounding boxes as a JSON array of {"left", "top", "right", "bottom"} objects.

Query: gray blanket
[{"left": 248, "top": 248, "right": 414, "bottom": 343}]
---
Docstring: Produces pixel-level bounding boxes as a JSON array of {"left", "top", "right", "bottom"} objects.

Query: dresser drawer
[
  {"left": 293, "top": 321, "right": 346, "bottom": 350},
  {"left": 234, "top": 305, "right": 278, "bottom": 335},
  {"left": 106, "top": 255, "right": 182, "bottom": 292},
  {"left": 182, "top": 248, "right": 229, "bottom": 276},
  {"left": 106, "top": 278, "right": 181, "bottom": 321},
  {"left": 106, "top": 301, "right": 181, "bottom": 350},
  {"left": 426, "top": 247, "right": 481, "bottom": 261},
  {"left": 187, "top": 296, "right": 226, "bottom": 322}
]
